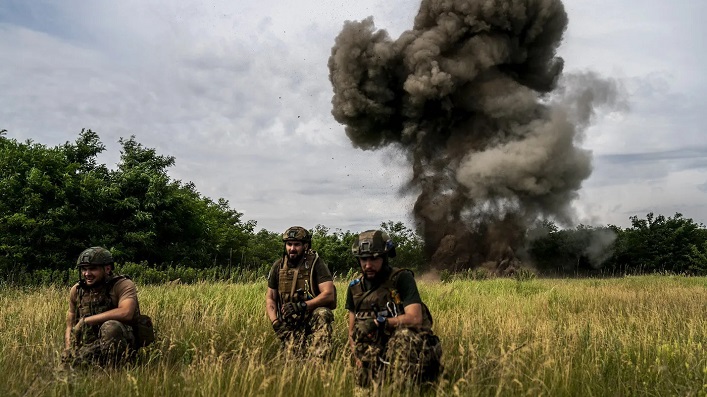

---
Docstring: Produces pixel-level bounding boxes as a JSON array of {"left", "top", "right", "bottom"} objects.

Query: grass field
[{"left": 1, "top": 275, "right": 705, "bottom": 396}]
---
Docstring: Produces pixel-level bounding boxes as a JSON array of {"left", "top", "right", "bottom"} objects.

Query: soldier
[
  {"left": 346, "top": 230, "right": 442, "bottom": 387},
  {"left": 265, "top": 226, "right": 337, "bottom": 358},
  {"left": 62, "top": 247, "right": 146, "bottom": 367}
]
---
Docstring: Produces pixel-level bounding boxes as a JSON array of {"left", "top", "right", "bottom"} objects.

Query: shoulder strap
[
  {"left": 308, "top": 250, "right": 319, "bottom": 296},
  {"left": 382, "top": 267, "right": 410, "bottom": 290},
  {"left": 76, "top": 283, "right": 84, "bottom": 319},
  {"left": 352, "top": 275, "right": 374, "bottom": 313},
  {"left": 289, "top": 265, "right": 300, "bottom": 298}
]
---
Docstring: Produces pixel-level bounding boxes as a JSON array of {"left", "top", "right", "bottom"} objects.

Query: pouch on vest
[{"left": 134, "top": 314, "right": 155, "bottom": 347}]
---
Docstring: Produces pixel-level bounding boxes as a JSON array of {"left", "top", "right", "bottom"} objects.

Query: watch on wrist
[{"left": 376, "top": 314, "right": 387, "bottom": 326}]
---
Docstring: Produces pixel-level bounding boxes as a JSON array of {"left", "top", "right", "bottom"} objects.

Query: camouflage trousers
[
  {"left": 354, "top": 327, "right": 442, "bottom": 387},
  {"left": 278, "top": 307, "right": 334, "bottom": 359},
  {"left": 63, "top": 320, "right": 136, "bottom": 367}
]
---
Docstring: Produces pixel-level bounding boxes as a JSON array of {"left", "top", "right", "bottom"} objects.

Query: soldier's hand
[
  {"left": 272, "top": 319, "right": 289, "bottom": 339},
  {"left": 281, "top": 301, "right": 307, "bottom": 320},
  {"left": 357, "top": 318, "right": 378, "bottom": 339},
  {"left": 72, "top": 317, "right": 86, "bottom": 335},
  {"left": 60, "top": 348, "right": 72, "bottom": 363}
]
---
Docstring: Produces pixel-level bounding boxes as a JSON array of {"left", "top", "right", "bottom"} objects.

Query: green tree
[
  {"left": 380, "top": 220, "right": 425, "bottom": 271},
  {"left": 609, "top": 213, "right": 707, "bottom": 274},
  {"left": 528, "top": 223, "right": 617, "bottom": 275},
  {"left": 311, "top": 225, "right": 355, "bottom": 276},
  {"left": 0, "top": 129, "right": 263, "bottom": 278},
  {"left": 0, "top": 129, "right": 111, "bottom": 275}
]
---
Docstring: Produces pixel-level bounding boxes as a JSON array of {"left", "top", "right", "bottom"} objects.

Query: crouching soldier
[
  {"left": 62, "top": 247, "right": 153, "bottom": 367},
  {"left": 265, "top": 226, "right": 337, "bottom": 358},
  {"left": 346, "top": 230, "right": 442, "bottom": 387}
]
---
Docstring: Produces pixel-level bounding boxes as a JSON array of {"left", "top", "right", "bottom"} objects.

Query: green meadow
[{"left": 1, "top": 276, "right": 705, "bottom": 396}]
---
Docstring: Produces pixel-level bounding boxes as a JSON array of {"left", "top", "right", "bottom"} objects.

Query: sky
[{"left": 1, "top": 0, "right": 706, "bottom": 234}]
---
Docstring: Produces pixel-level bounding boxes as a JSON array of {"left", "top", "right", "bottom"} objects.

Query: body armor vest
[
  {"left": 75, "top": 275, "right": 128, "bottom": 341},
  {"left": 277, "top": 250, "right": 320, "bottom": 304},
  {"left": 350, "top": 267, "right": 433, "bottom": 329},
  {"left": 76, "top": 275, "right": 127, "bottom": 318}
]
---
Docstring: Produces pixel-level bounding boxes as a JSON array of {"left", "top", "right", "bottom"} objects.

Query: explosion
[{"left": 329, "top": 0, "right": 623, "bottom": 271}]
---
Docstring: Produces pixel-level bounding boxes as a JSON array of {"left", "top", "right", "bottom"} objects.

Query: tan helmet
[
  {"left": 76, "top": 246, "right": 114, "bottom": 269},
  {"left": 351, "top": 230, "right": 396, "bottom": 258},
  {"left": 282, "top": 226, "right": 312, "bottom": 244}
]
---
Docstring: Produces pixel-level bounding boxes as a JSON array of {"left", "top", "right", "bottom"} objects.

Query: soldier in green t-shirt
[
  {"left": 265, "top": 226, "right": 337, "bottom": 358},
  {"left": 346, "top": 230, "right": 442, "bottom": 386}
]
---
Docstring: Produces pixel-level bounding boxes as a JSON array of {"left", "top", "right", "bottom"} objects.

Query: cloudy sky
[{"left": 1, "top": 0, "right": 705, "bottom": 233}]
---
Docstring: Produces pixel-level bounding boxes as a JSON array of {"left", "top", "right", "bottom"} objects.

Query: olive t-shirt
[
  {"left": 68, "top": 276, "right": 140, "bottom": 323},
  {"left": 345, "top": 268, "right": 422, "bottom": 312}
]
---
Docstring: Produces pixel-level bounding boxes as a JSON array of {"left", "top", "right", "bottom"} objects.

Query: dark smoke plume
[{"left": 329, "top": 0, "right": 624, "bottom": 271}]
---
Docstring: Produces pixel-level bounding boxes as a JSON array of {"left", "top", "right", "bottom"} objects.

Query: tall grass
[{"left": 0, "top": 276, "right": 705, "bottom": 396}]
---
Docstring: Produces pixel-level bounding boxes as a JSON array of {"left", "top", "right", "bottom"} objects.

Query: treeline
[
  {"left": 530, "top": 213, "right": 707, "bottom": 276},
  {"left": 0, "top": 129, "right": 277, "bottom": 277},
  {"left": 1, "top": 129, "right": 706, "bottom": 285},
  {"left": 0, "top": 130, "right": 424, "bottom": 284}
]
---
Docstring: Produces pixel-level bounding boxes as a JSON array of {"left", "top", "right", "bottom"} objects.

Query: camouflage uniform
[
  {"left": 277, "top": 305, "right": 335, "bottom": 358},
  {"left": 268, "top": 226, "right": 335, "bottom": 358},
  {"left": 349, "top": 268, "right": 442, "bottom": 386},
  {"left": 65, "top": 275, "right": 139, "bottom": 367},
  {"left": 348, "top": 230, "right": 442, "bottom": 387}
]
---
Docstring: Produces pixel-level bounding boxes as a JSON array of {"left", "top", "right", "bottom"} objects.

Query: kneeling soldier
[
  {"left": 62, "top": 247, "right": 149, "bottom": 367},
  {"left": 346, "top": 230, "right": 442, "bottom": 386},
  {"left": 266, "top": 226, "right": 336, "bottom": 358}
]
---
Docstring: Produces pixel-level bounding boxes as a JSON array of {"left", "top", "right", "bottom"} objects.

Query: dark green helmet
[
  {"left": 282, "top": 226, "right": 312, "bottom": 244},
  {"left": 76, "top": 247, "right": 114, "bottom": 268},
  {"left": 351, "top": 230, "right": 396, "bottom": 258}
]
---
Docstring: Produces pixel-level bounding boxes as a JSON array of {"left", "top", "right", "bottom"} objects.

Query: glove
[{"left": 281, "top": 301, "right": 307, "bottom": 320}]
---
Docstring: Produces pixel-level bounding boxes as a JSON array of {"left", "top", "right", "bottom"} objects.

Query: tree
[
  {"left": 609, "top": 213, "right": 707, "bottom": 274},
  {"left": 380, "top": 221, "right": 426, "bottom": 271},
  {"left": 311, "top": 225, "right": 355, "bottom": 275},
  {"left": 528, "top": 223, "right": 617, "bottom": 275},
  {"left": 0, "top": 129, "right": 110, "bottom": 274},
  {"left": 0, "top": 130, "right": 264, "bottom": 276}
]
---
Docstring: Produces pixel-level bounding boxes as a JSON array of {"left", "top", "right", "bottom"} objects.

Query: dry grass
[{"left": 0, "top": 276, "right": 705, "bottom": 396}]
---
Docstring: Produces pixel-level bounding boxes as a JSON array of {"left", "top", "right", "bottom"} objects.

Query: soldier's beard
[
  {"left": 287, "top": 252, "right": 304, "bottom": 266},
  {"left": 363, "top": 262, "right": 391, "bottom": 283}
]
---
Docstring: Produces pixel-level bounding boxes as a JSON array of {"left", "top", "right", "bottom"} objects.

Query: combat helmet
[
  {"left": 282, "top": 226, "right": 312, "bottom": 244},
  {"left": 76, "top": 246, "right": 114, "bottom": 270},
  {"left": 351, "top": 230, "right": 396, "bottom": 258}
]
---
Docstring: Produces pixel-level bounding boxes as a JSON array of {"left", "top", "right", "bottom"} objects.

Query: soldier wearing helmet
[
  {"left": 346, "top": 230, "right": 442, "bottom": 387},
  {"left": 62, "top": 246, "right": 142, "bottom": 367},
  {"left": 265, "top": 226, "right": 337, "bottom": 358}
]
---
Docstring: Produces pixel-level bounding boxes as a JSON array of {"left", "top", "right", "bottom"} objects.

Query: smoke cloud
[{"left": 329, "top": 0, "right": 624, "bottom": 270}]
